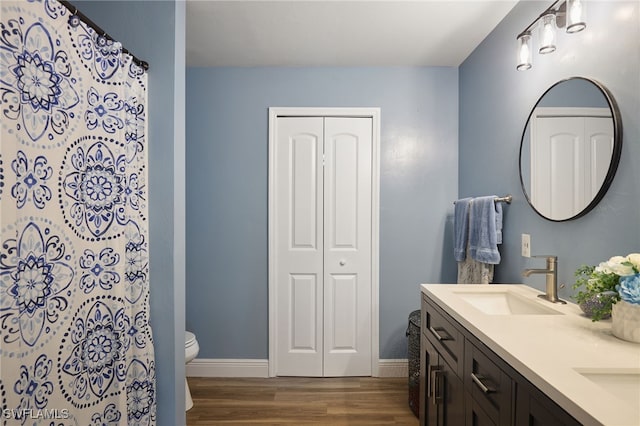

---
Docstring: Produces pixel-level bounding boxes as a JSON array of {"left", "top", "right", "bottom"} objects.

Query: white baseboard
[
  {"left": 186, "top": 358, "right": 408, "bottom": 378},
  {"left": 377, "top": 359, "right": 408, "bottom": 378},
  {"left": 186, "top": 359, "right": 269, "bottom": 378}
]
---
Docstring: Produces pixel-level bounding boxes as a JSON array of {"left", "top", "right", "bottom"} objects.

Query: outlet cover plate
[{"left": 522, "top": 234, "right": 531, "bottom": 258}]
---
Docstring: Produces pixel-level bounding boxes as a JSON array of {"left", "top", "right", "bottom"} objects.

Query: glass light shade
[
  {"left": 566, "top": 0, "right": 586, "bottom": 33},
  {"left": 538, "top": 13, "right": 557, "bottom": 54},
  {"left": 517, "top": 33, "right": 532, "bottom": 71}
]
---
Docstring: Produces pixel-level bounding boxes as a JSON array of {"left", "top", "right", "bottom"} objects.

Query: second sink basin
[
  {"left": 574, "top": 368, "right": 640, "bottom": 413},
  {"left": 454, "top": 290, "right": 563, "bottom": 315}
]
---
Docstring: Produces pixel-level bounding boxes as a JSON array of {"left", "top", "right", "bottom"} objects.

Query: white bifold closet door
[
  {"left": 274, "top": 116, "right": 372, "bottom": 377},
  {"left": 531, "top": 115, "right": 613, "bottom": 219}
]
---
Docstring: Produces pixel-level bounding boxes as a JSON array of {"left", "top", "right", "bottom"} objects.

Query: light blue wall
[
  {"left": 186, "top": 67, "right": 459, "bottom": 359},
  {"left": 74, "top": 1, "right": 186, "bottom": 425},
  {"left": 459, "top": 1, "right": 640, "bottom": 296},
  {"left": 537, "top": 78, "right": 609, "bottom": 107}
]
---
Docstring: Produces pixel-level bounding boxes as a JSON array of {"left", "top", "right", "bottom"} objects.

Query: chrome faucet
[{"left": 522, "top": 255, "right": 566, "bottom": 304}]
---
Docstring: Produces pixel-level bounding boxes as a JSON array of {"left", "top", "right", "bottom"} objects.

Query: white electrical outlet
[{"left": 521, "top": 234, "right": 531, "bottom": 258}]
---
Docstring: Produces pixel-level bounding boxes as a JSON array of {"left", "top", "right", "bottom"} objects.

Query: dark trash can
[{"left": 406, "top": 309, "right": 421, "bottom": 418}]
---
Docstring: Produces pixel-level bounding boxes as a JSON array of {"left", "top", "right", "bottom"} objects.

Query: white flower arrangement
[
  {"left": 596, "top": 253, "right": 640, "bottom": 304},
  {"left": 573, "top": 253, "right": 640, "bottom": 320}
]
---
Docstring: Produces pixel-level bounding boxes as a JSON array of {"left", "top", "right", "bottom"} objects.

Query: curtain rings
[
  {"left": 96, "top": 32, "right": 108, "bottom": 47},
  {"left": 68, "top": 8, "right": 80, "bottom": 28}
]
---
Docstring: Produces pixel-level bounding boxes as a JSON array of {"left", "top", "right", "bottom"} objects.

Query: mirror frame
[{"left": 518, "top": 77, "right": 623, "bottom": 222}]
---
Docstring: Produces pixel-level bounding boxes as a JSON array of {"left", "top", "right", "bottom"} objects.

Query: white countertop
[{"left": 421, "top": 284, "right": 640, "bottom": 426}]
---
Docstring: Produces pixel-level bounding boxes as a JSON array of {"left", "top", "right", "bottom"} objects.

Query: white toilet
[{"left": 185, "top": 331, "right": 200, "bottom": 411}]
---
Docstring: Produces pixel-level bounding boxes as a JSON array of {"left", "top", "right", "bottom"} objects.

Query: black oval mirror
[{"left": 519, "top": 77, "right": 622, "bottom": 221}]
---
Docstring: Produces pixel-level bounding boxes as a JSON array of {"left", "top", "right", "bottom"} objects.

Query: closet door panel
[
  {"left": 532, "top": 117, "right": 583, "bottom": 220},
  {"left": 323, "top": 117, "right": 372, "bottom": 377},
  {"left": 585, "top": 116, "right": 613, "bottom": 197},
  {"left": 275, "top": 117, "right": 324, "bottom": 376}
]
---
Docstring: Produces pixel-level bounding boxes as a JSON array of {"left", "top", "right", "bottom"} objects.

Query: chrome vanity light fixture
[
  {"left": 516, "top": 0, "right": 587, "bottom": 70},
  {"left": 566, "top": 0, "right": 587, "bottom": 33},
  {"left": 538, "top": 11, "right": 557, "bottom": 54},
  {"left": 517, "top": 32, "right": 533, "bottom": 70}
]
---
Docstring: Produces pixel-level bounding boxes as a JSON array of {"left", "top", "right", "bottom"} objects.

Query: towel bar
[
  {"left": 454, "top": 195, "right": 512, "bottom": 205},
  {"left": 494, "top": 195, "right": 512, "bottom": 204}
]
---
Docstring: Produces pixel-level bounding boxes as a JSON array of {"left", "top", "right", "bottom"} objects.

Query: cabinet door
[
  {"left": 515, "top": 383, "right": 582, "bottom": 426},
  {"left": 440, "top": 355, "right": 465, "bottom": 426},
  {"left": 465, "top": 392, "right": 497, "bottom": 426},
  {"left": 421, "top": 334, "right": 440, "bottom": 426},
  {"left": 421, "top": 335, "right": 465, "bottom": 426}
]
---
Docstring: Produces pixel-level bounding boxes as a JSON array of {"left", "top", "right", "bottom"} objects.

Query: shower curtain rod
[{"left": 59, "top": 0, "right": 150, "bottom": 71}]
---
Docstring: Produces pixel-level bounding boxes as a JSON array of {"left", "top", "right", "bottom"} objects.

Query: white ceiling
[{"left": 186, "top": 0, "right": 519, "bottom": 68}]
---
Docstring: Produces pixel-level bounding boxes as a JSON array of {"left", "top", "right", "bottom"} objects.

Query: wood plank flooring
[{"left": 186, "top": 377, "right": 419, "bottom": 425}]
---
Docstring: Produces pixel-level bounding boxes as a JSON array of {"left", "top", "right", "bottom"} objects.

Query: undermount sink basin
[
  {"left": 454, "top": 290, "right": 563, "bottom": 315},
  {"left": 574, "top": 369, "right": 640, "bottom": 410}
]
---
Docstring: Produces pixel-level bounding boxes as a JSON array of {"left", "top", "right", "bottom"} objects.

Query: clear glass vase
[{"left": 578, "top": 291, "right": 615, "bottom": 319}]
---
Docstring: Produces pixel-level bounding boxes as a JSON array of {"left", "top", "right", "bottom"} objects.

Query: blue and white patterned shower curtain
[{"left": 0, "top": 1, "right": 155, "bottom": 424}]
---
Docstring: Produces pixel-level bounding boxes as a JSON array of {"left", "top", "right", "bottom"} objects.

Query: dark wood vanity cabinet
[{"left": 420, "top": 294, "right": 580, "bottom": 426}]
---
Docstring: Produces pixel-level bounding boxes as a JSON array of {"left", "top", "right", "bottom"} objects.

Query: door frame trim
[{"left": 268, "top": 107, "right": 381, "bottom": 377}]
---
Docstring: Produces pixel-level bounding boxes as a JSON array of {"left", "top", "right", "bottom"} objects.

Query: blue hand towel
[
  {"left": 495, "top": 201, "right": 503, "bottom": 245},
  {"left": 453, "top": 197, "right": 472, "bottom": 262},
  {"left": 469, "top": 196, "right": 502, "bottom": 264}
]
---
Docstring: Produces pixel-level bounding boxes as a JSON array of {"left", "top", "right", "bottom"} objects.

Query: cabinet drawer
[
  {"left": 422, "top": 295, "right": 464, "bottom": 378},
  {"left": 464, "top": 342, "right": 513, "bottom": 426}
]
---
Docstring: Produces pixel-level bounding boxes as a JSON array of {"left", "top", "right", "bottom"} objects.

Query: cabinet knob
[{"left": 339, "top": 260, "right": 346, "bottom": 266}]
